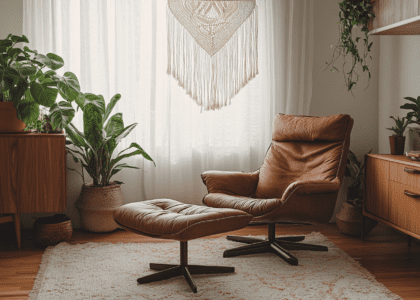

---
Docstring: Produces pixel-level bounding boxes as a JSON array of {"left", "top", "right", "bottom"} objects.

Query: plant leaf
[
  {"left": 9, "top": 79, "right": 28, "bottom": 103},
  {"left": 7, "top": 48, "right": 23, "bottom": 60},
  {"left": 0, "top": 40, "right": 13, "bottom": 47},
  {"left": 49, "top": 101, "right": 75, "bottom": 129},
  {"left": 10, "top": 35, "right": 29, "bottom": 43},
  {"left": 23, "top": 46, "right": 37, "bottom": 54},
  {"left": 14, "top": 62, "right": 37, "bottom": 77},
  {"left": 104, "top": 93, "right": 121, "bottom": 122},
  {"left": 0, "top": 70, "right": 15, "bottom": 94},
  {"left": 83, "top": 103, "right": 103, "bottom": 151},
  {"left": 83, "top": 93, "right": 105, "bottom": 115},
  {"left": 29, "top": 82, "right": 58, "bottom": 107},
  {"left": 65, "top": 122, "right": 90, "bottom": 150},
  {"left": 16, "top": 101, "right": 39, "bottom": 125},
  {"left": 104, "top": 113, "right": 124, "bottom": 137},
  {"left": 109, "top": 163, "right": 139, "bottom": 180},
  {"left": 400, "top": 103, "right": 418, "bottom": 111},
  {"left": 58, "top": 72, "right": 81, "bottom": 102},
  {"left": 118, "top": 142, "right": 155, "bottom": 166}
]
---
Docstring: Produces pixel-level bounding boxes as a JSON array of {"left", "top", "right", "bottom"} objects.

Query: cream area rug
[{"left": 29, "top": 233, "right": 402, "bottom": 300}]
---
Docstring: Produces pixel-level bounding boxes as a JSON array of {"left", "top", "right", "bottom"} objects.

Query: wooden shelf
[
  {"left": 370, "top": 15, "right": 420, "bottom": 35},
  {"left": 368, "top": 0, "right": 420, "bottom": 35}
]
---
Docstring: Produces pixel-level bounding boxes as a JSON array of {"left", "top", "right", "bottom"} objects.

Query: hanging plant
[{"left": 325, "top": 0, "right": 375, "bottom": 94}]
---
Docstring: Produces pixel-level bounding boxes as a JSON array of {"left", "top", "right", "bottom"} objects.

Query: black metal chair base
[
  {"left": 137, "top": 241, "right": 235, "bottom": 293},
  {"left": 224, "top": 224, "right": 328, "bottom": 266}
]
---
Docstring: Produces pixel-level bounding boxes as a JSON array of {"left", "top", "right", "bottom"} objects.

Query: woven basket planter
[
  {"left": 75, "top": 182, "right": 124, "bottom": 232},
  {"left": 33, "top": 214, "right": 73, "bottom": 247},
  {"left": 336, "top": 202, "right": 377, "bottom": 237}
]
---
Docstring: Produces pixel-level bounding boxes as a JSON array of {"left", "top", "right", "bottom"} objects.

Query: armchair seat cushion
[
  {"left": 113, "top": 199, "right": 253, "bottom": 241},
  {"left": 202, "top": 193, "right": 283, "bottom": 217}
]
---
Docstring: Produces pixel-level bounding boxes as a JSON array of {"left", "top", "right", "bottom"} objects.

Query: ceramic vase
[{"left": 0, "top": 102, "right": 26, "bottom": 132}]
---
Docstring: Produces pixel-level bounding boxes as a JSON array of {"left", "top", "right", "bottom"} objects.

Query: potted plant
[
  {"left": 336, "top": 149, "right": 377, "bottom": 237},
  {"left": 325, "top": 0, "right": 375, "bottom": 94},
  {"left": 0, "top": 34, "right": 80, "bottom": 132},
  {"left": 386, "top": 115, "right": 411, "bottom": 155},
  {"left": 65, "top": 93, "right": 155, "bottom": 232}
]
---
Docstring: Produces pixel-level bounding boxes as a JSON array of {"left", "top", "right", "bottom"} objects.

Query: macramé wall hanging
[{"left": 167, "top": 0, "right": 258, "bottom": 111}]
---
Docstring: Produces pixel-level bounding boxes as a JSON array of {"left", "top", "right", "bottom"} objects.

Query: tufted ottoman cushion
[{"left": 113, "top": 199, "right": 253, "bottom": 241}]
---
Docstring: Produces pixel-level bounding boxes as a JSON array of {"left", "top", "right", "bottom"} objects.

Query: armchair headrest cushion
[{"left": 273, "top": 114, "right": 352, "bottom": 142}]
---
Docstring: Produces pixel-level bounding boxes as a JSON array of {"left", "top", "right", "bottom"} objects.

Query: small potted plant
[
  {"left": 386, "top": 115, "right": 411, "bottom": 155},
  {"left": 0, "top": 34, "right": 81, "bottom": 132},
  {"left": 65, "top": 93, "right": 155, "bottom": 232},
  {"left": 336, "top": 149, "right": 377, "bottom": 237}
]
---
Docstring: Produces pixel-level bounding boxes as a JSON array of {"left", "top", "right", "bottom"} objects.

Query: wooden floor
[{"left": 0, "top": 222, "right": 419, "bottom": 300}]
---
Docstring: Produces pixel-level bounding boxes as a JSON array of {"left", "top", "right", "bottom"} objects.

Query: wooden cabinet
[
  {"left": 364, "top": 154, "right": 420, "bottom": 241},
  {"left": 0, "top": 133, "right": 67, "bottom": 248},
  {"left": 368, "top": 0, "right": 420, "bottom": 35}
]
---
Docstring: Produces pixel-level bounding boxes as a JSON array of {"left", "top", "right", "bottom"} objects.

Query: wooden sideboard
[
  {"left": 0, "top": 133, "right": 67, "bottom": 248},
  {"left": 364, "top": 154, "right": 420, "bottom": 244}
]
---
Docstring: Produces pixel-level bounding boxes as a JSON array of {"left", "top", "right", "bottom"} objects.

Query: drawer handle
[
  {"left": 404, "top": 167, "right": 420, "bottom": 174},
  {"left": 404, "top": 190, "right": 420, "bottom": 198}
]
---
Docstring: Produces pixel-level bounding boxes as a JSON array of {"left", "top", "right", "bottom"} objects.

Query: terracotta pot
[
  {"left": 0, "top": 102, "right": 26, "bottom": 132},
  {"left": 75, "top": 182, "right": 124, "bottom": 232},
  {"left": 336, "top": 202, "right": 377, "bottom": 237},
  {"left": 389, "top": 135, "right": 405, "bottom": 155}
]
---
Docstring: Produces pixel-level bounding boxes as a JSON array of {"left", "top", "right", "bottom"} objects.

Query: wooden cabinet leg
[{"left": 12, "top": 213, "right": 21, "bottom": 249}]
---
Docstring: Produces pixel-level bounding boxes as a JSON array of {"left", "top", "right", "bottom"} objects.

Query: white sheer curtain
[{"left": 23, "top": 0, "right": 313, "bottom": 219}]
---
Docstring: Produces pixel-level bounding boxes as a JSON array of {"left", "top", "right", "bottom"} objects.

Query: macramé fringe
[{"left": 167, "top": 4, "right": 258, "bottom": 111}]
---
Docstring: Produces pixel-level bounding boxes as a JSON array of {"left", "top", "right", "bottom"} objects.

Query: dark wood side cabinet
[
  {"left": 364, "top": 154, "right": 420, "bottom": 244},
  {"left": 0, "top": 133, "right": 67, "bottom": 248}
]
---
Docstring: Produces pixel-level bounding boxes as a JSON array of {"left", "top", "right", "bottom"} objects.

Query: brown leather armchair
[{"left": 201, "top": 114, "right": 353, "bottom": 266}]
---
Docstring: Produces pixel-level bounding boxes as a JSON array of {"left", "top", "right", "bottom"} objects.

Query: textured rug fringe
[{"left": 28, "top": 244, "right": 57, "bottom": 300}]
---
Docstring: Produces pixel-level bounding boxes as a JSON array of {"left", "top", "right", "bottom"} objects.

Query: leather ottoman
[{"left": 113, "top": 199, "right": 252, "bottom": 293}]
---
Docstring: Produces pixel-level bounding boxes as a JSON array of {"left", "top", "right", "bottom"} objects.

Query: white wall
[
  {"left": 3, "top": 0, "right": 381, "bottom": 228},
  {"left": 311, "top": 0, "right": 379, "bottom": 219},
  {"left": 0, "top": 0, "right": 23, "bottom": 39}
]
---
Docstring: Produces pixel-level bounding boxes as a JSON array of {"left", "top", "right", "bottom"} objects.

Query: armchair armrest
[
  {"left": 282, "top": 178, "right": 341, "bottom": 200},
  {"left": 201, "top": 170, "right": 260, "bottom": 197}
]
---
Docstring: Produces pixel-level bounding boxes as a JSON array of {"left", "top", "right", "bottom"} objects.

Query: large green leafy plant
[
  {"left": 0, "top": 34, "right": 80, "bottom": 128},
  {"left": 65, "top": 93, "right": 155, "bottom": 186},
  {"left": 326, "top": 0, "right": 375, "bottom": 93},
  {"left": 345, "top": 149, "right": 372, "bottom": 206}
]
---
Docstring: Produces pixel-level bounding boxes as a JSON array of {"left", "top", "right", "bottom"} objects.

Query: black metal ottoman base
[{"left": 137, "top": 241, "right": 235, "bottom": 293}]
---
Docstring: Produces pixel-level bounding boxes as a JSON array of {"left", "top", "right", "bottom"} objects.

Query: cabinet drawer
[
  {"left": 389, "top": 161, "right": 420, "bottom": 188},
  {"left": 388, "top": 181, "right": 420, "bottom": 235}
]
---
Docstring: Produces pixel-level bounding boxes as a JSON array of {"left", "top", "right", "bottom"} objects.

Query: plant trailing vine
[{"left": 326, "top": 0, "right": 375, "bottom": 94}]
